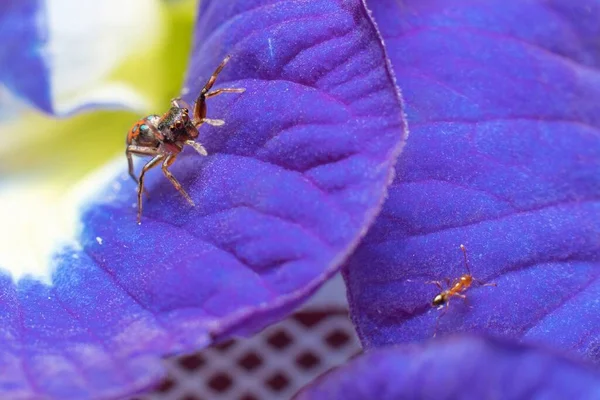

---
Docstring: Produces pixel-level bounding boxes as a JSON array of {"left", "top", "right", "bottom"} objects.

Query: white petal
[
  {"left": 46, "top": 0, "right": 163, "bottom": 115},
  {"left": 0, "top": 157, "right": 125, "bottom": 284}
]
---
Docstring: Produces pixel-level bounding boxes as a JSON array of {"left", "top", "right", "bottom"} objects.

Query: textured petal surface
[
  {"left": 294, "top": 336, "right": 600, "bottom": 400},
  {"left": 345, "top": 0, "right": 600, "bottom": 361},
  {"left": 0, "top": 0, "right": 406, "bottom": 398}
]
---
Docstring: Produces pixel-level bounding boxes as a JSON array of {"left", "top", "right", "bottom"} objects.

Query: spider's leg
[
  {"left": 162, "top": 154, "right": 195, "bottom": 207},
  {"left": 126, "top": 145, "right": 160, "bottom": 197},
  {"left": 204, "top": 87, "right": 246, "bottom": 99},
  {"left": 137, "top": 154, "right": 164, "bottom": 224},
  {"left": 194, "top": 89, "right": 245, "bottom": 129},
  {"left": 126, "top": 146, "right": 159, "bottom": 182},
  {"left": 192, "top": 55, "right": 244, "bottom": 127},
  {"left": 126, "top": 150, "right": 137, "bottom": 184},
  {"left": 184, "top": 140, "right": 208, "bottom": 156},
  {"left": 196, "top": 118, "right": 225, "bottom": 127},
  {"left": 171, "top": 97, "right": 193, "bottom": 111}
]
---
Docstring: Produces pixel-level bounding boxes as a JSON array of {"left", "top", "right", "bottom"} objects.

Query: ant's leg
[
  {"left": 184, "top": 140, "right": 208, "bottom": 156},
  {"left": 137, "top": 155, "right": 164, "bottom": 224},
  {"left": 455, "top": 293, "right": 471, "bottom": 308},
  {"left": 426, "top": 280, "right": 444, "bottom": 291},
  {"left": 474, "top": 278, "right": 497, "bottom": 287},
  {"left": 162, "top": 154, "right": 195, "bottom": 207},
  {"left": 433, "top": 302, "right": 450, "bottom": 338}
]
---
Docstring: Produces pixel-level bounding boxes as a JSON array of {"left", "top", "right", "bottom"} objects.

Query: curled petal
[{"left": 294, "top": 336, "right": 600, "bottom": 400}]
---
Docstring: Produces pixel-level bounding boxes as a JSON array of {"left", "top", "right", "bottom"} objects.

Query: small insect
[
  {"left": 427, "top": 244, "right": 496, "bottom": 336},
  {"left": 126, "top": 55, "right": 245, "bottom": 224}
]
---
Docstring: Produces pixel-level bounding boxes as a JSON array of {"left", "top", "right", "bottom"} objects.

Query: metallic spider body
[{"left": 126, "top": 55, "right": 244, "bottom": 224}]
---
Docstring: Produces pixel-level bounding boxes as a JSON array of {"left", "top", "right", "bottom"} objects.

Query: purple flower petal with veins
[
  {"left": 294, "top": 336, "right": 600, "bottom": 400},
  {"left": 344, "top": 0, "right": 600, "bottom": 362},
  {"left": 0, "top": 0, "right": 406, "bottom": 398}
]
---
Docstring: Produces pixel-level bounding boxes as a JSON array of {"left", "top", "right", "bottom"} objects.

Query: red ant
[
  {"left": 427, "top": 244, "right": 496, "bottom": 337},
  {"left": 126, "top": 55, "right": 245, "bottom": 224}
]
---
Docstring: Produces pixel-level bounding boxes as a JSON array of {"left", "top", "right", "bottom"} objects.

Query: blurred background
[
  {"left": 0, "top": 0, "right": 198, "bottom": 281},
  {"left": 0, "top": 0, "right": 196, "bottom": 185}
]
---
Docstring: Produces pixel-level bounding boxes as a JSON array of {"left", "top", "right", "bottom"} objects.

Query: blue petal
[
  {"left": 0, "top": 1, "right": 52, "bottom": 113},
  {"left": 0, "top": 1, "right": 157, "bottom": 117},
  {"left": 294, "top": 336, "right": 600, "bottom": 400},
  {"left": 0, "top": 0, "right": 406, "bottom": 398},
  {"left": 344, "top": 0, "right": 600, "bottom": 361}
]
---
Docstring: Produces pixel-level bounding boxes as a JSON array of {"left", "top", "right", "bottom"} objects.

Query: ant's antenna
[{"left": 459, "top": 244, "right": 471, "bottom": 275}]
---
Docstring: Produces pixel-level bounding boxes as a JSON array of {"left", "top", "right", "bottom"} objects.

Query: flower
[
  {"left": 0, "top": 0, "right": 406, "bottom": 398},
  {"left": 3, "top": 0, "right": 597, "bottom": 398},
  {"left": 344, "top": 0, "right": 600, "bottom": 363}
]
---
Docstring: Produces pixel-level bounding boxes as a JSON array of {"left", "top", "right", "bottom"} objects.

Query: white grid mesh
[{"left": 135, "top": 274, "right": 361, "bottom": 400}]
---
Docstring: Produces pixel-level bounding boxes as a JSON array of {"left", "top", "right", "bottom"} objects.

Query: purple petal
[
  {"left": 0, "top": 1, "right": 153, "bottom": 116},
  {"left": 294, "top": 336, "right": 600, "bottom": 400},
  {"left": 0, "top": 1, "right": 52, "bottom": 113},
  {"left": 0, "top": 0, "right": 406, "bottom": 398},
  {"left": 344, "top": 0, "right": 600, "bottom": 361}
]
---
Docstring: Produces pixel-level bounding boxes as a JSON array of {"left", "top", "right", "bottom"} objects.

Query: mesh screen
[{"left": 134, "top": 274, "right": 361, "bottom": 400}]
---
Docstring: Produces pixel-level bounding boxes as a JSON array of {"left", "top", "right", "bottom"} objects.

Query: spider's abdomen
[{"left": 127, "top": 115, "right": 161, "bottom": 147}]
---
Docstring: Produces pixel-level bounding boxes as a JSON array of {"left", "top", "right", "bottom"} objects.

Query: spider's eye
[
  {"left": 183, "top": 108, "right": 189, "bottom": 114},
  {"left": 175, "top": 120, "right": 183, "bottom": 129}
]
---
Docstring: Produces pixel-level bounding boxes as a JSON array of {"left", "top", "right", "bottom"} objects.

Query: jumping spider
[{"left": 126, "top": 55, "right": 245, "bottom": 224}]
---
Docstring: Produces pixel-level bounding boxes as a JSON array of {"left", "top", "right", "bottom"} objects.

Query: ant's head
[
  {"left": 432, "top": 293, "right": 446, "bottom": 307},
  {"left": 127, "top": 115, "right": 161, "bottom": 146}
]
